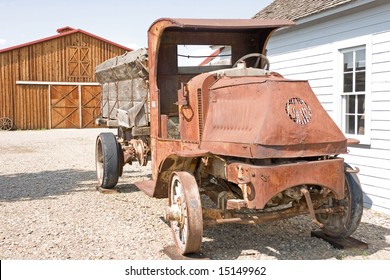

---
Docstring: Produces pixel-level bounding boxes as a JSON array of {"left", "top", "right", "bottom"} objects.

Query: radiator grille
[
  {"left": 197, "top": 88, "right": 203, "bottom": 140},
  {"left": 285, "top": 97, "right": 312, "bottom": 125}
]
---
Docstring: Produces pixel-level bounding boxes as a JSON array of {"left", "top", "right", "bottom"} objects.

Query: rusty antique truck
[{"left": 94, "top": 18, "right": 363, "bottom": 254}]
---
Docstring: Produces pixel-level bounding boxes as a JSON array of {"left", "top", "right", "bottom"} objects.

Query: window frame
[
  {"left": 176, "top": 45, "right": 233, "bottom": 74},
  {"left": 333, "top": 36, "right": 372, "bottom": 145}
]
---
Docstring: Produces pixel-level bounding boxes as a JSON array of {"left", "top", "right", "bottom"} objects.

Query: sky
[{"left": 0, "top": 0, "right": 273, "bottom": 50}]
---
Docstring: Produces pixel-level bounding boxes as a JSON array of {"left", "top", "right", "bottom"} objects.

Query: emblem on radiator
[{"left": 285, "top": 97, "right": 312, "bottom": 125}]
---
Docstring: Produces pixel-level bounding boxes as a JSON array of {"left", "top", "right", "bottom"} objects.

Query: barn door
[
  {"left": 50, "top": 85, "right": 79, "bottom": 128},
  {"left": 49, "top": 85, "right": 101, "bottom": 128},
  {"left": 81, "top": 86, "right": 101, "bottom": 128}
]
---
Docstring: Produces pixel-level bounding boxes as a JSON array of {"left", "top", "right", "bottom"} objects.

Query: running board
[{"left": 134, "top": 180, "right": 157, "bottom": 197}]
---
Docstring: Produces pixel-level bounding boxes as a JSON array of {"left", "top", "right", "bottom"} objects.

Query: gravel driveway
[{"left": 1, "top": 129, "right": 389, "bottom": 260}]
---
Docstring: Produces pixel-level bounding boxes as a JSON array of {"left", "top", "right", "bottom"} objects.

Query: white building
[{"left": 255, "top": 0, "right": 390, "bottom": 214}]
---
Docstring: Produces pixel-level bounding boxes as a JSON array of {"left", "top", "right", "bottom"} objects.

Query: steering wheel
[{"left": 233, "top": 53, "right": 270, "bottom": 70}]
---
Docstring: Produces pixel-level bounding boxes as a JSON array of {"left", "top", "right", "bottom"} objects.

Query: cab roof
[{"left": 148, "top": 18, "right": 294, "bottom": 32}]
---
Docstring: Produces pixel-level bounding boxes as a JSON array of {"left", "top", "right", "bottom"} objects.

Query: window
[
  {"left": 340, "top": 46, "right": 369, "bottom": 142},
  {"left": 177, "top": 45, "right": 231, "bottom": 69}
]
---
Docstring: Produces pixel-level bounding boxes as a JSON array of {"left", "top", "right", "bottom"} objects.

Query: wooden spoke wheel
[
  {"left": 0, "top": 117, "right": 13, "bottom": 131},
  {"left": 169, "top": 171, "right": 203, "bottom": 255},
  {"left": 95, "top": 132, "right": 121, "bottom": 189},
  {"left": 316, "top": 164, "right": 363, "bottom": 238}
]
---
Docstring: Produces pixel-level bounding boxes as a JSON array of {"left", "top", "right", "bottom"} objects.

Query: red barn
[{"left": 0, "top": 27, "right": 131, "bottom": 129}]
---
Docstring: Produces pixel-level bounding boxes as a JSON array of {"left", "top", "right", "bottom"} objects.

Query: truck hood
[{"left": 200, "top": 75, "right": 347, "bottom": 158}]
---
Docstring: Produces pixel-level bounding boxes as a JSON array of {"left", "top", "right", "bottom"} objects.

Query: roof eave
[{"left": 0, "top": 29, "right": 132, "bottom": 54}]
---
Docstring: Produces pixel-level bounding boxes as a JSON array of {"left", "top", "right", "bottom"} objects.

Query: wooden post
[
  {"left": 78, "top": 85, "right": 82, "bottom": 128},
  {"left": 48, "top": 85, "right": 52, "bottom": 129}
]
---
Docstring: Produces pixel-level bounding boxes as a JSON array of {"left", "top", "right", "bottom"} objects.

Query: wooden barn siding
[
  {"left": 0, "top": 33, "right": 127, "bottom": 129},
  {"left": 0, "top": 52, "right": 15, "bottom": 119},
  {"left": 267, "top": 3, "right": 390, "bottom": 214}
]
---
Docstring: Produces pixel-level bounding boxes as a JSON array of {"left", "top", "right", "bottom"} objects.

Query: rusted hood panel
[{"left": 200, "top": 76, "right": 347, "bottom": 158}]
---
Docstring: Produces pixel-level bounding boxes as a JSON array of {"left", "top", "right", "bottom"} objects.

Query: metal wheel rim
[
  {"left": 95, "top": 137, "right": 104, "bottom": 184},
  {"left": 170, "top": 175, "right": 189, "bottom": 250},
  {"left": 169, "top": 172, "right": 203, "bottom": 254},
  {"left": 316, "top": 181, "right": 351, "bottom": 236}
]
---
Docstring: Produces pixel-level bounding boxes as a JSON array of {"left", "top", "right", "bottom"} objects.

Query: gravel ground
[{"left": 0, "top": 129, "right": 389, "bottom": 260}]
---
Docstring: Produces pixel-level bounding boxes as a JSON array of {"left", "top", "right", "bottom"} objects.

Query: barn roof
[
  {"left": 253, "top": 0, "right": 357, "bottom": 21},
  {"left": 0, "top": 27, "right": 132, "bottom": 53}
]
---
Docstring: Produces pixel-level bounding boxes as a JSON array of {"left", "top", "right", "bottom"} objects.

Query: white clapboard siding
[
  {"left": 363, "top": 194, "right": 390, "bottom": 212},
  {"left": 372, "top": 130, "right": 390, "bottom": 141},
  {"left": 359, "top": 176, "right": 390, "bottom": 193},
  {"left": 371, "top": 111, "right": 390, "bottom": 121},
  {"left": 372, "top": 120, "right": 390, "bottom": 130},
  {"left": 346, "top": 146, "right": 390, "bottom": 160},
  {"left": 371, "top": 139, "right": 390, "bottom": 150},
  {"left": 267, "top": 1, "right": 390, "bottom": 214},
  {"left": 270, "top": 47, "right": 332, "bottom": 65},
  {"left": 372, "top": 91, "right": 390, "bottom": 101},
  {"left": 372, "top": 72, "right": 390, "bottom": 83},
  {"left": 315, "top": 94, "right": 334, "bottom": 103},
  {"left": 371, "top": 101, "right": 390, "bottom": 111},
  {"left": 372, "top": 52, "right": 390, "bottom": 64},
  {"left": 342, "top": 155, "right": 390, "bottom": 173},
  {"left": 361, "top": 184, "right": 390, "bottom": 211}
]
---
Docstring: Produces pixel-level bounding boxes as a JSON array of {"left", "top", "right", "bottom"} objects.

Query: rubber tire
[
  {"left": 316, "top": 163, "right": 363, "bottom": 238},
  {"left": 95, "top": 132, "right": 120, "bottom": 189}
]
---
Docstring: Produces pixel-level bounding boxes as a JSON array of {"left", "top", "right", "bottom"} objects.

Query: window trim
[{"left": 333, "top": 36, "right": 372, "bottom": 145}]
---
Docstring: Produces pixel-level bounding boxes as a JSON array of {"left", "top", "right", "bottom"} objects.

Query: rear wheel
[
  {"left": 0, "top": 117, "right": 13, "bottom": 130},
  {"left": 169, "top": 171, "right": 203, "bottom": 254},
  {"left": 316, "top": 164, "right": 363, "bottom": 238},
  {"left": 95, "top": 132, "right": 120, "bottom": 189}
]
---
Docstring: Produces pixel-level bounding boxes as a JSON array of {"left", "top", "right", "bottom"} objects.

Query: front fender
[{"left": 154, "top": 151, "right": 206, "bottom": 198}]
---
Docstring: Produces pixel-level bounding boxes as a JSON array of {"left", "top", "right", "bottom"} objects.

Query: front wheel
[
  {"left": 316, "top": 164, "right": 363, "bottom": 238},
  {"left": 95, "top": 132, "right": 120, "bottom": 189},
  {"left": 169, "top": 171, "right": 203, "bottom": 254}
]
